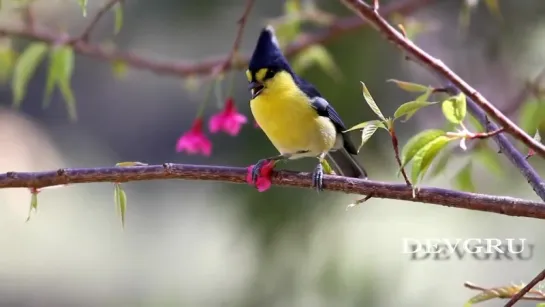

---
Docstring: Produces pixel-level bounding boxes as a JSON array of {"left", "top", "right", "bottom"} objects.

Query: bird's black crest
[
  {"left": 248, "top": 26, "right": 323, "bottom": 98},
  {"left": 248, "top": 26, "right": 292, "bottom": 73}
]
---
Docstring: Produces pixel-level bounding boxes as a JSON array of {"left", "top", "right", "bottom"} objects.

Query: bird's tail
[{"left": 326, "top": 149, "right": 367, "bottom": 179}]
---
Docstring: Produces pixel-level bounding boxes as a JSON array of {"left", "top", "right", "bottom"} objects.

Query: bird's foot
[
  {"left": 312, "top": 163, "right": 324, "bottom": 192},
  {"left": 251, "top": 159, "right": 274, "bottom": 184},
  {"left": 246, "top": 159, "right": 276, "bottom": 192}
]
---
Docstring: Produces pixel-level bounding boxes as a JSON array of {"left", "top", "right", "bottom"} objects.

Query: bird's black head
[{"left": 246, "top": 26, "right": 293, "bottom": 99}]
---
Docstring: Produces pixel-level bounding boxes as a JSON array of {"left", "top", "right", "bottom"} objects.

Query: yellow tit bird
[{"left": 246, "top": 26, "right": 367, "bottom": 191}]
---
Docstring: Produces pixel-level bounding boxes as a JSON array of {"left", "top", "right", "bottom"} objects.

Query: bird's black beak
[{"left": 249, "top": 81, "right": 264, "bottom": 99}]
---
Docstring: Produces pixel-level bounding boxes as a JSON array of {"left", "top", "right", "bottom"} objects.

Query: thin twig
[
  {"left": 464, "top": 282, "right": 545, "bottom": 302},
  {"left": 0, "top": 0, "right": 432, "bottom": 78},
  {"left": 464, "top": 282, "right": 489, "bottom": 292},
  {"left": 389, "top": 125, "right": 411, "bottom": 186},
  {"left": 504, "top": 269, "right": 545, "bottom": 307},
  {"left": 22, "top": 5, "right": 35, "bottom": 31},
  {"left": 470, "top": 127, "right": 505, "bottom": 139},
  {"left": 220, "top": 0, "right": 255, "bottom": 72},
  {"left": 339, "top": 0, "right": 545, "bottom": 202},
  {"left": 77, "top": 0, "right": 123, "bottom": 42},
  {"left": 0, "top": 163, "right": 544, "bottom": 219},
  {"left": 340, "top": 0, "right": 545, "bottom": 158},
  {"left": 449, "top": 83, "right": 545, "bottom": 201}
]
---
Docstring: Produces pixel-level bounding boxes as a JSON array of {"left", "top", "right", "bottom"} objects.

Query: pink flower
[
  {"left": 246, "top": 160, "right": 275, "bottom": 192},
  {"left": 176, "top": 118, "right": 212, "bottom": 156},
  {"left": 208, "top": 97, "right": 247, "bottom": 136}
]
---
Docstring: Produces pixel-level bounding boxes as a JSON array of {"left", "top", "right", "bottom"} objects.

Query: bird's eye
[{"left": 265, "top": 69, "right": 276, "bottom": 80}]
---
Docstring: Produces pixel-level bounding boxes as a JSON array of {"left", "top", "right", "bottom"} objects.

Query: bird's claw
[
  {"left": 252, "top": 158, "right": 270, "bottom": 185},
  {"left": 312, "top": 163, "right": 324, "bottom": 192}
]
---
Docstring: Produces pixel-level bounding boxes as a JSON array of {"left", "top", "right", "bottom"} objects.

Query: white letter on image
[
  {"left": 485, "top": 238, "right": 502, "bottom": 254},
  {"left": 402, "top": 238, "right": 422, "bottom": 254}
]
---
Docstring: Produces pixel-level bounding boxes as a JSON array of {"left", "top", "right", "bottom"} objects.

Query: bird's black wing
[
  {"left": 296, "top": 76, "right": 358, "bottom": 155},
  {"left": 295, "top": 77, "right": 346, "bottom": 130},
  {"left": 309, "top": 96, "right": 347, "bottom": 132},
  {"left": 309, "top": 96, "right": 359, "bottom": 156}
]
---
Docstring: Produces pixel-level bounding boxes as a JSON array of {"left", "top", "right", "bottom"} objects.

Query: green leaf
[
  {"left": 411, "top": 135, "right": 451, "bottom": 184},
  {"left": 359, "top": 122, "right": 379, "bottom": 151},
  {"left": 535, "top": 130, "right": 542, "bottom": 142},
  {"left": 484, "top": 0, "right": 502, "bottom": 20},
  {"left": 26, "top": 190, "right": 39, "bottom": 222},
  {"left": 389, "top": 13, "right": 431, "bottom": 40},
  {"left": 384, "top": 118, "right": 394, "bottom": 131},
  {"left": 274, "top": 0, "right": 301, "bottom": 46},
  {"left": 43, "top": 46, "right": 64, "bottom": 107},
  {"left": 48, "top": 46, "right": 77, "bottom": 121},
  {"left": 361, "top": 82, "right": 385, "bottom": 121},
  {"left": 275, "top": 22, "right": 300, "bottom": 48},
  {"left": 415, "top": 87, "right": 433, "bottom": 102},
  {"left": 401, "top": 129, "right": 446, "bottom": 168},
  {"left": 400, "top": 21, "right": 428, "bottom": 41},
  {"left": 394, "top": 88, "right": 436, "bottom": 122},
  {"left": 11, "top": 42, "right": 48, "bottom": 107},
  {"left": 387, "top": 79, "right": 429, "bottom": 93},
  {"left": 183, "top": 75, "right": 202, "bottom": 92},
  {"left": 43, "top": 49, "right": 57, "bottom": 108},
  {"left": 114, "top": 183, "right": 127, "bottom": 228},
  {"left": 453, "top": 162, "right": 475, "bottom": 192},
  {"left": 58, "top": 45, "right": 74, "bottom": 76},
  {"left": 467, "top": 112, "right": 484, "bottom": 132},
  {"left": 394, "top": 100, "right": 438, "bottom": 121},
  {"left": 78, "top": 0, "right": 88, "bottom": 17},
  {"left": 43, "top": 45, "right": 76, "bottom": 115},
  {"left": 113, "top": 2, "right": 123, "bottom": 35},
  {"left": 344, "top": 119, "right": 386, "bottom": 133},
  {"left": 527, "top": 129, "right": 542, "bottom": 158},
  {"left": 458, "top": 0, "right": 475, "bottom": 29},
  {"left": 519, "top": 100, "right": 545, "bottom": 134},
  {"left": 441, "top": 92, "right": 467, "bottom": 124},
  {"left": 464, "top": 285, "right": 522, "bottom": 307},
  {"left": 284, "top": 0, "right": 300, "bottom": 14},
  {"left": 291, "top": 44, "right": 341, "bottom": 80},
  {"left": 0, "top": 46, "right": 15, "bottom": 83},
  {"left": 58, "top": 79, "right": 77, "bottom": 121},
  {"left": 428, "top": 149, "right": 452, "bottom": 178},
  {"left": 111, "top": 59, "right": 128, "bottom": 79}
]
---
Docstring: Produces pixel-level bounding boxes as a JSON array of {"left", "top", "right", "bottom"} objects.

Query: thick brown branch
[
  {"left": 340, "top": 0, "right": 545, "bottom": 158},
  {"left": 0, "top": 0, "right": 431, "bottom": 78},
  {"left": 1, "top": 164, "right": 544, "bottom": 219}
]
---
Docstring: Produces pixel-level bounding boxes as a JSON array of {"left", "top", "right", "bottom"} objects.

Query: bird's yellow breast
[{"left": 250, "top": 71, "right": 337, "bottom": 158}]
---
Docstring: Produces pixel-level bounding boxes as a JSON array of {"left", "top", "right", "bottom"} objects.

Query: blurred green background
[{"left": 0, "top": 0, "right": 544, "bottom": 306}]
